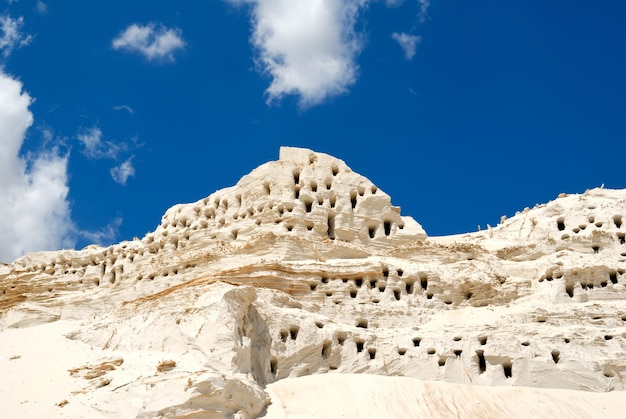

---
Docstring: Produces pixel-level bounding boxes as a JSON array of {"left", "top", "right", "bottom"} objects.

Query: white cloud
[
  {"left": 110, "top": 157, "right": 135, "bottom": 185},
  {"left": 0, "top": 71, "right": 74, "bottom": 262},
  {"left": 35, "top": 1, "right": 48, "bottom": 14},
  {"left": 0, "top": 15, "right": 32, "bottom": 57},
  {"left": 392, "top": 32, "right": 421, "bottom": 60},
  {"left": 229, "top": 0, "right": 368, "bottom": 108},
  {"left": 111, "top": 23, "right": 185, "bottom": 61},
  {"left": 77, "top": 126, "right": 127, "bottom": 160}
]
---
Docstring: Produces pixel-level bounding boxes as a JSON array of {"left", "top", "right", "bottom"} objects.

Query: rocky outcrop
[{"left": 1, "top": 147, "right": 625, "bottom": 417}]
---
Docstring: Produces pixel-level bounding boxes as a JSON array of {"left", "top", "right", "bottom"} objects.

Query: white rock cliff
[{"left": 1, "top": 147, "right": 625, "bottom": 418}]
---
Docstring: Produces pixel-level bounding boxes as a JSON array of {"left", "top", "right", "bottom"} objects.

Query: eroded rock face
[{"left": 1, "top": 147, "right": 625, "bottom": 417}]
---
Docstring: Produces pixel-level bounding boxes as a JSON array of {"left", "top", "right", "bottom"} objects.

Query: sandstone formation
[{"left": 1, "top": 147, "right": 625, "bottom": 418}]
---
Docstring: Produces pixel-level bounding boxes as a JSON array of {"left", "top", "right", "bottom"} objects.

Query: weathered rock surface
[{"left": 1, "top": 147, "right": 625, "bottom": 418}]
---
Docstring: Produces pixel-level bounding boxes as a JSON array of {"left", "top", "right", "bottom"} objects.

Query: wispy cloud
[
  {"left": 110, "top": 157, "right": 135, "bottom": 185},
  {"left": 113, "top": 104, "right": 135, "bottom": 114},
  {"left": 35, "top": 1, "right": 48, "bottom": 15},
  {"left": 0, "top": 14, "right": 32, "bottom": 57},
  {"left": 0, "top": 71, "right": 74, "bottom": 262},
  {"left": 392, "top": 32, "right": 421, "bottom": 60},
  {"left": 112, "top": 22, "right": 185, "bottom": 62},
  {"left": 76, "top": 126, "right": 127, "bottom": 160},
  {"left": 228, "top": 0, "right": 367, "bottom": 108},
  {"left": 416, "top": 0, "right": 429, "bottom": 23}
]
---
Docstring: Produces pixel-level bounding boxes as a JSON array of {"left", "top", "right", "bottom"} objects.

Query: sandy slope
[{"left": 264, "top": 374, "right": 626, "bottom": 419}]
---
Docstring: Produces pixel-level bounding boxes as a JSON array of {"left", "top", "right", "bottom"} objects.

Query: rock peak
[{"left": 156, "top": 146, "right": 425, "bottom": 257}]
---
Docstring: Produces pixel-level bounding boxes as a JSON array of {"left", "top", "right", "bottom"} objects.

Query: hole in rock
[
  {"left": 303, "top": 198, "right": 313, "bottom": 213},
  {"left": 382, "top": 267, "right": 389, "bottom": 277},
  {"left": 350, "top": 191, "right": 357, "bottom": 209},
  {"left": 309, "top": 284, "right": 317, "bottom": 291},
  {"left": 329, "top": 196, "right": 336, "bottom": 208},
  {"left": 327, "top": 215, "right": 335, "bottom": 240},
  {"left": 427, "top": 348, "right": 436, "bottom": 355},
  {"left": 325, "top": 179, "right": 332, "bottom": 190},
  {"left": 397, "top": 269, "right": 404, "bottom": 277},
  {"left": 405, "top": 280, "right": 414, "bottom": 294},
  {"left": 592, "top": 245, "right": 600, "bottom": 253},
  {"left": 478, "top": 336, "right": 488, "bottom": 345},
  {"left": 588, "top": 216, "right": 595, "bottom": 223},
  {"left": 444, "top": 300, "right": 453, "bottom": 305},
  {"left": 279, "top": 330, "right": 288, "bottom": 343},
  {"left": 369, "top": 279, "right": 377, "bottom": 289},
  {"left": 573, "top": 227, "right": 580, "bottom": 233},
  {"left": 464, "top": 291, "right": 473, "bottom": 300},
  {"left": 617, "top": 233, "right": 625, "bottom": 244},
  {"left": 596, "top": 222, "right": 603, "bottom": 227},
  {"left": 231, "top": 230, "right": 239, "bottom": 240},
  {"left": 614, "top": 215, "right": 623, "bottom": 228},
  {"left": 564, "top": 338, "right": 571, "bottom": 343},
  {"left": 621, "top": 315, "right": 626, "bottom": 322},
  {"left": 579, "top": 224, "right": 587, "bottom": 230},
  {"left": 311, "top": 181, "right": 317, "bottom": 192},
  {"left": 604, "top": 335, "right": 613, "bottom": 340},
  {"left": 551, "top": 350, "right": 560, "bottom": 364},
  {"left": 315, "top": 321, "right": 324, "bottom": 328},
  {"left": 426, "top": 292, "right": 434, "bottom": 300},
  {"left": 476, "top": 350, "right": 486, "bottom": 373},
  {"left": 270, "top": 357, "right": 277, "bottom": 375},
  {"left": 453, "top": 337, "right": 462, "bottom": 342},
  {"left": 355, "top": 339, "right": 365, "bottom": 353},
  {"left": 438, "top": 357, "right": 447, "bottom": 367},
  {"left": 307, "top": 223, "right": 314, "bottom": 231},
  {"left": 321, "top": 276, "right": 329, "bottom": 284},
  {"left": 371, "top": 298, "right": 380, "bottom": 304},
  {"left": 412, "top": 338, "right": 421, "bottom": 347},
  {"left": 331, "top": 165, "right": 339, "bottom": 176},
  {"left": 336, "top": 333, "right": 347, "bottom": 345},
  {"left": 371, "top": 185, "right": 377, "bottom": 194},
  {"left": 393, "top": 289, "right": 401, "bottom": 301},
  {"left": 398, "top": 348, "right": 407, "bottom": 355},
  {"left": 384, "top": 221, "right": 392, "bottom": 237},
  {"left": 566, "top": 282, "right": 574, "bottom": 298},
  {"left": 378, "top": 283, "right": 386, "bottom": 292},
  {"left": 355, "top": 278, "right": 363, "bottom": 287},
  {"left": 356, "top": 319, "right": 368, "bottom": 328},
  {"left": 286, "top": 225, "right": 294, "bottom": 232},
  {"left": 453, "top": 349, "right": 462, "bottom": 357},
  {"left": 289, "top": 326, "right": 300, "bottom": 340},
  {"left": 503, "top": 360, "right": 513, "bottom": 378},
  {"left": 294, "top": 187, "right": 300, "bottom": 199},
  {"left": 368, "top": 348, "right": 377, "bottom": 360},
  {"left": 557, "top": 217, "right": 565, "bottom": 231},
  {"left": 368, "top": 226, "right": 376, "bottom": 239},
  {"left": 322, "top": 340, "right": 332, "bottom": 359},
  {"left": 601, "top": 281, "right": 608, "bottom": 288},
  {"left": 293, "top": 169, "right": 300, "bottom": 185},
  {"left": 604, "top": 370, "right": 615, "bottom": 378},
  {"left": 325, "top": 291, "right": 333, "bottom": 297},
  {"left": 350, "top": 289, "right": 357, "bottom": 298},
  {"left": 420, "top": 274, "right": 428, "bottom": 290},
  {"left": 358, "top": 186, "right": 365, "bottom": 196}
]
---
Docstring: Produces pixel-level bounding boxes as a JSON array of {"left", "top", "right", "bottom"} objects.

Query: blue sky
[{"left": 0, "top": 1, "right": 625, "bottom": 262}]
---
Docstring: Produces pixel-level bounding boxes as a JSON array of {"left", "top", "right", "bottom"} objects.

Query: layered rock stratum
[{"left": 1, "top": 147, "right": 625, "bottom": 418}]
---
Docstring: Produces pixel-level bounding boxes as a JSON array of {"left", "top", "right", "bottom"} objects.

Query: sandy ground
[{"left": 264, "top": 373, "right": 626, "bottom": 419}]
